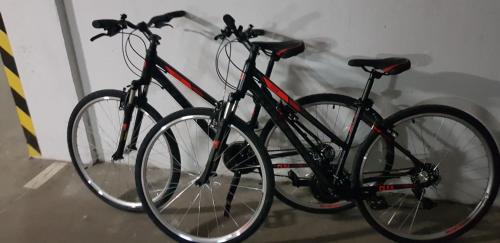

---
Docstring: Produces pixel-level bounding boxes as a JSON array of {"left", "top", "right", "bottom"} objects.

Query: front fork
[
  {"left": 111, "top": 86, "right": 147, "bottom": 161},
  {"left": 195, "top": 97, "right": 239, "bottom": 186}
]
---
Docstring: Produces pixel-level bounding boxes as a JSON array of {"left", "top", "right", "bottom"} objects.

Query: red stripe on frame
[
  {"left": 261, "top": 76, "right": 301, "bottom": 112},
  {"left": 165, "top": 66, "right": 192, "bottom": 89},
  {"left": 372, "top": 126, "right": 382, "bottom": 134},
  {"left": 273, "top": 163, "right": 308, "bottom": 169},
  {"left": 212, "top": 140, "right": 221, "bottom": 149}
]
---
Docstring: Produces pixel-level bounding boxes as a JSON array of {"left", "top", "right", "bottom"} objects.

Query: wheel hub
[{"left": 411, "top": 163, "right": 441, "bottom": 187}]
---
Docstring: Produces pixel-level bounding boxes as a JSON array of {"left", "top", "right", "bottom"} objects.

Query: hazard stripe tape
[{"left": 0, "top": 12, "right": 41, "bottom": 157}]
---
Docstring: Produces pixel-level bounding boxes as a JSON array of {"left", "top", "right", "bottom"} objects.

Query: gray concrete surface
[{"left": 1, "top": 74, "right": 500, "bottom": 242}]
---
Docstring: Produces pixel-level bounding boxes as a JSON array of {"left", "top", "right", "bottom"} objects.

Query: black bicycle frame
[
  {"left": 112, "top": 36, "right": 272, "bottom": 159},
  {"left": 200, "top": 45, "right": 426, "bottom": 198}
]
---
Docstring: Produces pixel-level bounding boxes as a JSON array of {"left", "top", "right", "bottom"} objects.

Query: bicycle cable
[
  {"left": 215, "top": 38, "right": 251, "bottom": 99},
  {"left": 120, "top": 30, "right": 163, "bottom": 89}
]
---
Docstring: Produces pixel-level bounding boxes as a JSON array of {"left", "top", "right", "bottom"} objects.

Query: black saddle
[
  {"left": 348, "top": 57, "right": 411, "bottom": 75},
  {"left": 254, "top": 40, "right": 305, "bottom": 59}
]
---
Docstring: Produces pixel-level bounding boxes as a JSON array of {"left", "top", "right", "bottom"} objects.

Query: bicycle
[
  {"left": 135, "top": 14, "right": 500, "bottom": 242},
  {"left": 67, "top": 11, "right": 368, "bottom": 213}
]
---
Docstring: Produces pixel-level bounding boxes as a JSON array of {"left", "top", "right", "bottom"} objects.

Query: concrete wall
[
  {"left": 1, "top": 0, "right": 78, "bottom": 160},
  {"left": 2, "top": 0, "right": 500, "bottom": 164}
]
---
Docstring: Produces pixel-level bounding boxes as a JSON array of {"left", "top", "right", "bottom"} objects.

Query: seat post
[
  {"left": 360, "top": 71, "right": 380, "bottom": 102},
  {"left": 264, "top": 55, "right": 277, "bottom": 77}
]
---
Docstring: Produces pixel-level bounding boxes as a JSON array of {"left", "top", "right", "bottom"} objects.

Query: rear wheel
[
  {"left": 353, "top": 105, "right": 500, "bottom": 242},
  {"left": 260, "top": 93, "right": 382, "bottom": 213},
  {"left": 136, "top": 108, "right": 274, "bottom": 242}
]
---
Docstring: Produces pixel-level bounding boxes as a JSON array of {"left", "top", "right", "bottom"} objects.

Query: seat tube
[
  {"left": 335, "top": 74, "right": 376, "bottom": 176},
  {"left": 249, "top": 51, "right": 274, "bottom": 128}
]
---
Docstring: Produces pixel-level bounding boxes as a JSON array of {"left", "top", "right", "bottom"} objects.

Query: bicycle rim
[
  {"left": 138, "top": 112, "right": 272, "bottom": 242},
  {"left": 357, "top": 111, "right": 497, "bottom": 241},
  {"left": 71, "top": 95, "right": 157, "bottom": 210}
]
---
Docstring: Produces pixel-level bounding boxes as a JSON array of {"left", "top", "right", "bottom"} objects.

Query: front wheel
[
  {"left": 353, "top": 105, "right": 500, "bottom": 242},
  {"left": 67, "top": 89, "right": 173, "bottom": 212},
  {"left": 136, "top": 108, "right": 274, "bottom": 243}
]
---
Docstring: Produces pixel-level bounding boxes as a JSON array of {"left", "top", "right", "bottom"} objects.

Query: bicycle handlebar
[
  {"left": 90, "top": 11, "right": 185, "bottom": 42},
  {"left": 216, "top": 14, "right": 266, "bottom": 48},
  {"left": 148, "top": 10, "right": 186, "bottom": 28}
]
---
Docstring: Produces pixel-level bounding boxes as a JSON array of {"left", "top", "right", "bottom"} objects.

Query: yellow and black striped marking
[{"left": 0, "top": 12, "right": 41, "bottom": 157}]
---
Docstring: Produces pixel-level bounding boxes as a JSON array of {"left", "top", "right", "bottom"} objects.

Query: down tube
[
  {"left": 256, "top": 71, "right": 346, "bottom": 148},
  {"left": 154, "top": 57, "right": 217, "bottom": 106},
  {"left": 151, "top": 67, "right": 215, "bottom": 139},
  {"left": 248, "top": 80, "right": 335, "bottom": 188}
]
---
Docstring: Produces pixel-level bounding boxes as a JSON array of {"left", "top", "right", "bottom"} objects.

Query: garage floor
[{"left": 1, "top": 82, "right": 500, "bottom": 242}]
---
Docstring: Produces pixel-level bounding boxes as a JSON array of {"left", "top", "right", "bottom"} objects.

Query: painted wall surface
[
  {"left": 2, "top": 0, "right": 500, "bottom": 175},
  {"left": 1, "top": 0, "right": 78, "bottom": 160}
]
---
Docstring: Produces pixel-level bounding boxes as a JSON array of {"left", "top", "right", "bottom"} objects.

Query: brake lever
[
  {"left": 90, "top": 33, "right": 107, "bottom": 42},
  {"left": 214, "top": 27, "right": 231, "bottom": 40},
  {"left": 153, "top": 23, "right": 173, "bottom": 29},
  {"left": 214, "top": 33, "right": 225, "bottom": 40}
]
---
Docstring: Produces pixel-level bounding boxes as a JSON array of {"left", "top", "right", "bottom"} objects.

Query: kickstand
[{"left": 224, "top": 172, "right": 241, "bottom": 217}]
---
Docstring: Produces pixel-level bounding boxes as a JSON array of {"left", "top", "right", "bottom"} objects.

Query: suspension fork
[
  {"left": 112, "top": 86, "right": 137, "bottom": 160},
  {"left": 126, "top": 84, "right": 151, "bottom": 151},
  {"left": 196, "top": 46, "right": 257, "bottom": 185},
  {"left": 196, "top": 97, "right": 239, "bottom": 185},
  {"left": 113, "top": 39, "right": 157, "bottom": 160}
]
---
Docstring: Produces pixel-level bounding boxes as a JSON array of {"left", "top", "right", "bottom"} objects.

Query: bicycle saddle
[
  {"left": 253, "top": 40, "right": 305, "bottom": 59},
  {"left": 348, "top": 57, "right": 411, "bottom": 75}
]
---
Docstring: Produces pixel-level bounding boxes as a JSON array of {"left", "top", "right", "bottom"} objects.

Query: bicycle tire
[
  {"left": 352, "top": 105, "right": 500, "bottom": 242},
  {"left": 67, "top": 89, "right": 180, "bottom": 212},
  {"left": 136, "top": 107, "right": 274, "bottom": 243}
]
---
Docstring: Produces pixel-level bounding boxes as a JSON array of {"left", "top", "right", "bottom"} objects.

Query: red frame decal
[
  {"left": 261, "top": 76, "right": 301, "bottom": 112},
  {"left": 372, "top": 126, "right": 382, "bottom": 134},
  {"left": 377, "top": 184, "right": 415, "bottom": 192},
  {"left": 165, "top": 66, "right": 204, "bottom": 97},
  {"left": 273, "top": 163, "right": 308, "bottom": 169},
  {"left": 212, "top": 140, "right": 221, "bottom": 149}
]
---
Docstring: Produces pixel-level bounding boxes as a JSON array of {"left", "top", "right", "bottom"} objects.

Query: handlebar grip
[
  {"left": 223, "top": 14, "right": 236, "bottom": 30},
  {"left": 168, "top": 10, "right": 186, "bottom": 18},
  {"left": 250, "top": 29, "right": 265, "bottom": 37},
  {"left": 148, "top": 10, "right": 186, "bottom": 27},
  {"left": 92, "top": 19, "right": 120, "bottom": 29}
]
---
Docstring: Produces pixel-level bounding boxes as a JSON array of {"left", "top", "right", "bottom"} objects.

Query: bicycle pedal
[
  {"left": 288, "top": 170, "right": 310, "bottom": 187},
  {"left": 368, "top": 196, "right": 389, "bottom": 210}
]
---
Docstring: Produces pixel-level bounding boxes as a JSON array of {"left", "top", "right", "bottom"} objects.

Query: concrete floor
[{"left": 1, "top": 78, "right": 500, "bottom": 242}]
